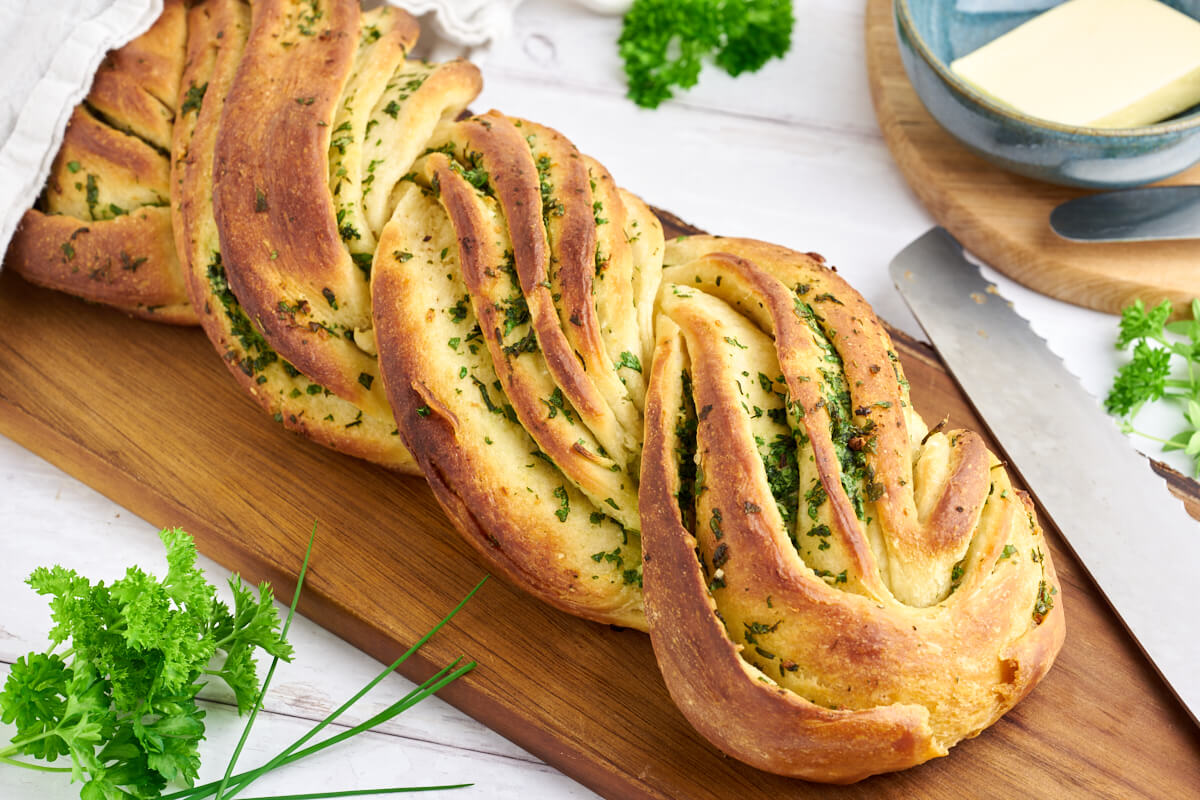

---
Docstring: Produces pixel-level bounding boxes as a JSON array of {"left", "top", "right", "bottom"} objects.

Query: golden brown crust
[
  {"left": 369, "top": 99, "right": 664, "bottom": 626},
  {"left": 213, "top": 0, "right": 373, "bottom": 405},
  {"left": 45, "top": 107, "right": 170, "bottom": 220},
  {"left": 195, "top": 0, "right": 482, "bottom": 468},
  {"left": 455, "top": 114, "right": 606, "bottom": 436},
  {"left": 96, "top": 0, "right": 188, "bottom": 112},
  {"left": 427, "top": 131, "right": 638, "bottom": 523},
  {"left": 8, "top": 207, "right": 191, "bottom": 323},
  {"left": 4, "top": 0, "right": 192, "bottom": 324},
  {"left": 641, "top": 323, "right": 939, "bottom": 783},
  {"left": 352, "top": 52, "right": 481, "bottom": 242},
  {"left": 514, "top": 118, "right": 644, "bottom": 463},
  {"left": 639, "top": 236, "right": 1065, "bottom": 782},
  {"left": 172, "top": 0, "right": 416, "bottom": 470},
  {"left": 371, "top": 179, "right": 646, "bottom": 626},
  {"left": 86, "top": 0, "right": 187, "bottom": 153},
  {"left": 583, "top": 156, "right": 647, "bottom": 409},
  {"left": 211, "top": 0, "right": 479, "bottom": 451},
  {"left": 88, "top": 67, "right": 175, "bottom": 154}
]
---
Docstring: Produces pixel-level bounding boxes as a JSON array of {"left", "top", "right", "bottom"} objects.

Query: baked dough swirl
[
  {"left": 372, "top": 111, "right": 663, "bottom": 628},
  {"left": 174, "top": 0, "right": 479, "bottom": 468},
  {"left": 639, "top": 236, "right": 1065, "bottom": 781}
]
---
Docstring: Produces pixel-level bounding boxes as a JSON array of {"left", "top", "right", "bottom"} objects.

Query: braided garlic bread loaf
[
  {"left": 9, "top": 0, "right": 1066, "bottom": 782},
  {"left": 640, "top": 236, "right": 1064, "bottom": 781},
  {"left": 6, "top": 0, "right": 194, "bottom": 324}
]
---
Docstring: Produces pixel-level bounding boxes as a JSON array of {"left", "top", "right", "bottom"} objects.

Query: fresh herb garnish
[
  {"left": 0, "top": 528, "right": 292, "bottom": 795},
  {"left": 553, "top": 486, "right": 571, "bottom": 522},
  {"left": 1105, "top": 299, "right": 1200, "bottom": 474},
  {"left": 1, "top": 528, "right": 484, "bottom": 799},
  {"left": 618, "top": 0, "right": 795, "bottom": 108}
]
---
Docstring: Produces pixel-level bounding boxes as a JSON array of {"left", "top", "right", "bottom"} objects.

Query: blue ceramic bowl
[{"left": 895, "top": 0, "right": 1200, "bottom": 188}]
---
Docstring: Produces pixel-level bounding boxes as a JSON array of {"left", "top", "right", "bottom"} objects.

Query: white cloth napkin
[
  {"left": 396, "top": 0, "right": 525, "bottom": 54},
  {"left": 394, "top": 0, "right": 628, "bottom": 60},
  {"left": 0, "top": 0, "right": 163, "bottom": 260}
]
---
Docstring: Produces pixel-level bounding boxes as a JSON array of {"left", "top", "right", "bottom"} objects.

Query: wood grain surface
[
  {"left": 1, "top": 208, "right": 1198, "bottom": 798},
  {"left": 865, "top": 0, "right": 1200, "bottom": 317}
]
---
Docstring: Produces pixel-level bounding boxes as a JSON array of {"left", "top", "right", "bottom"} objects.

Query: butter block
[{"left": 950, "top": 0, "right": 1200, "bottom": 128}]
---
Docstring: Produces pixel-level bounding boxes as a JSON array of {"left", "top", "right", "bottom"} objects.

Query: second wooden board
[{"left": 865, "top": 0, "right": 1200, "bottom": 316}]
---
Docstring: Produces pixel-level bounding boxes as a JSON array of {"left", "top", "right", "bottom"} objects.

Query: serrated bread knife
[{"left": 890, "top": 228, "right": 1200, "bottom": 726}]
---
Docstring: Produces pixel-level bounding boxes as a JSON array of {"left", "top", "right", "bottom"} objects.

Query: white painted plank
[{"left": 485, "top": 0, "right": 879, "bottom": 133}]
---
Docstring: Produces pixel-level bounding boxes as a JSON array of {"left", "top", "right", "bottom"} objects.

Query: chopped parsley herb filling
[
  {"left": 180, "top": 82, "right": 207, "bottom": 116},
  {"left": 206, "top": 251, "right": 278, "bottom": 376},
  {"left": 553, "top": 486, "right": 570, "bottom": 522},
  {"left": 674, "top": 372, "right": 699, "bottom": 529},
  {"left": 616, "top": 351, "right": 642, "bottom": 372}
]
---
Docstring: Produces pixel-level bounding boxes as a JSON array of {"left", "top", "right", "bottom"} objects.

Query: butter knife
[
  {"left": 1050, "top": 185, "right": 1200, "bottom": 242},
  {"left": 891, "top": 228, "right": 1200, "bottom": 725}
]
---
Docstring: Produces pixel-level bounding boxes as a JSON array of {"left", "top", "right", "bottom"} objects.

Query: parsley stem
[
  {"left": 214, "top": 524, "right": 318, "bottom": 800},
  {"left": 1121, "top": 426, "right": 1179, "bottom": 448},
  {"left": 0, "top": 728, "right": 59, "bottom": 756},
  {"left": 0, "top": 754, "right": 72, "bottom": 773},
  {"left": 235, "top": 788, "right": 473, "bottom": 800}
]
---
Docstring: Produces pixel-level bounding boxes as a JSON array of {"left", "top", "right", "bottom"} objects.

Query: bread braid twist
[
  {"left": 640, "top": 236, "right": 1064, "bottom": 781},
  {"left": 372, "top": 109, "right": 663, "bottom": 628}
]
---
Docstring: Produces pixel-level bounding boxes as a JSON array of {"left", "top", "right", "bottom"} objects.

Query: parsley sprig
[
  {"left": 618, "top": 0, "right": 794, "bottom": 108},
  {"left": 0, "top": 528, "right": 484, "bottom": 799},
  {"left": 1106, "top": 299, "right": 1200, "bottom": 474}
]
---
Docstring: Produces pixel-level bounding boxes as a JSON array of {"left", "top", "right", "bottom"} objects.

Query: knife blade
[
  {"left": 890, "top": 228, "right": 1200, "bottom": 725},
  {"left": 1050, "top": 185, "right": 1200, "bottom": 242}
]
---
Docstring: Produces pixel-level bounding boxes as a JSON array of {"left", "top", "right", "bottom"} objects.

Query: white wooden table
[{"left": 0, "top": 2, "right": 1175, "bottom": 797}]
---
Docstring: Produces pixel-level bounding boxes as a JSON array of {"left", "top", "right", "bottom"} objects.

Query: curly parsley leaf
[
  {"left": 1106, "top": 298, "right": 1200, "bottom": 476},
  {"left": 1115, "top": 298, "right": 1173, "bottom": 349},
  {"left": 618, "top": 0, "right": 794, "bottom": 109},
  {"left": 208, "top": 576, "right": 294, "bottom": 715},
  {"left": 0, "top": 652, "right": 75, "bottom": 761},
  {"left": 2, "top": 528, "right": 482, "bottom": 800},
  {"left": 0, "top": 529, "right": 290, "bottom": 792},
  {"left": 160, "top": 526, "right": 217, "bottom": 608},
  {"left": 713, "top": 0, "right": 794, "bottom": 76},
  {"left": 1105, "top": 339, "right": 1171, "bottom": 417}
]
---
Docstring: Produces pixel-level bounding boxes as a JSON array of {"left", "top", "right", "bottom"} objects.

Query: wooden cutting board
[
  {"left": 1, "top": 210, "right": 1198, "bottom": 799},
  {"left": 865, "top": 0, "right": 1200, "bottom": 317}
]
